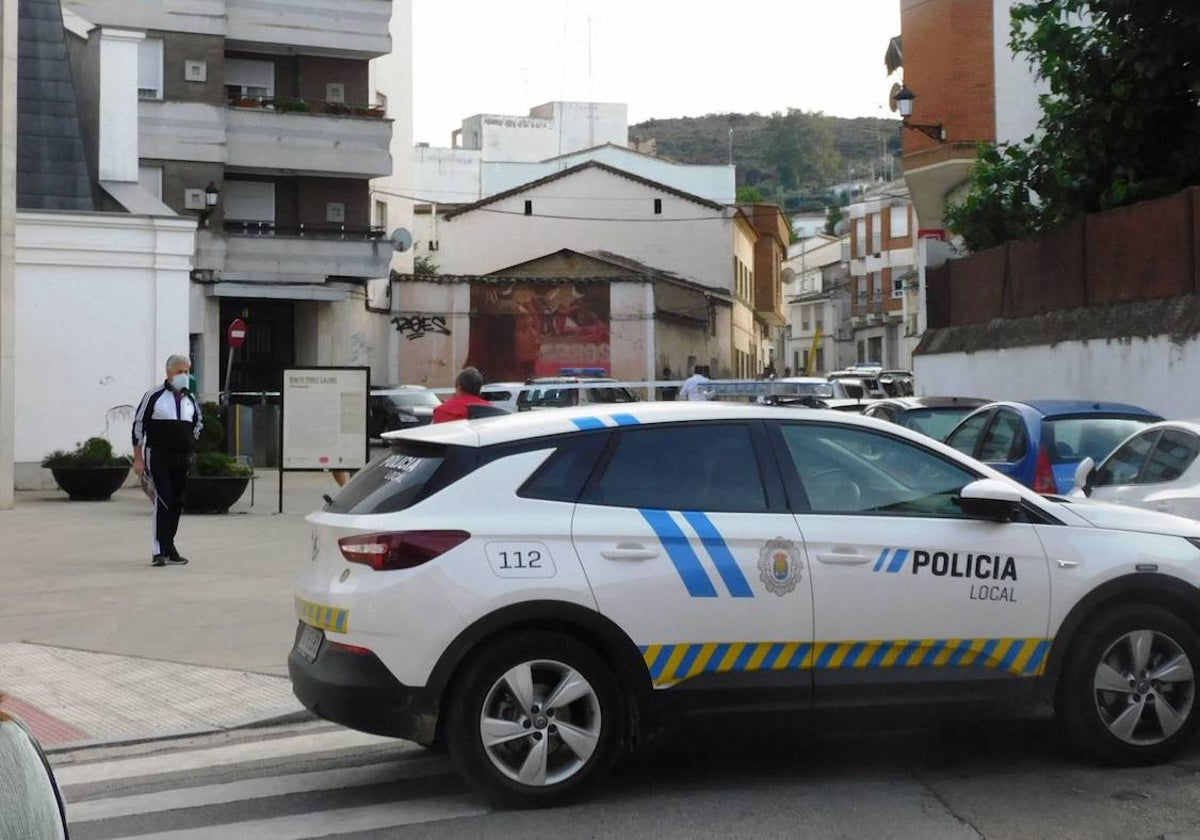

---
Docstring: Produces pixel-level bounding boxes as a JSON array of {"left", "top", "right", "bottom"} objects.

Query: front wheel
[
  {"left": 446, "top": 632, "right": 624, "bottom": 808},
  {"left": 1058, "top": 604, "right": 1200, "bottom": 765}
]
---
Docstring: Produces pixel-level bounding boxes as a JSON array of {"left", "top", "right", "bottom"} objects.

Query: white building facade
[
  {"left": 784, "top": 235, "right": 853, "bottom": 375},
  {"left": 62, "top": 0, "right": 405, "bottom": 394}
]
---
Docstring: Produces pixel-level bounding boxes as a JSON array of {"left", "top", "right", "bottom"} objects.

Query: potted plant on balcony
[
  {"left": 42, "top": 437, "right": 131, "bottom": 501},
  {"left": 184, "top": 403, "right": 253, "bottom": 514}
]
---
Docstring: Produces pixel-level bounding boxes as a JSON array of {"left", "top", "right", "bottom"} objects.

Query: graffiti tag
[{"left": 392, "top": 315, "right": 451, "bottom": 340}]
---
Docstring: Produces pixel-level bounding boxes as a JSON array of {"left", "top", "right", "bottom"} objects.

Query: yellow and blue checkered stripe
[
  {"left": 640, "top": 637, "right": 1051, "bottom": 688},
  {"left": 295, "top": 597, "right": 349, "bottom": 634}
]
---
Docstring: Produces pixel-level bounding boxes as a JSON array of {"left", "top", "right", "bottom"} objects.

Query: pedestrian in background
[
  {"left": 133, "top": 354, "right": 202, "bottom": 567},
  {"left": 0, "top": 695, "right": 69, "bottom": 839},
  {"left": 433, "top": 367, "right": 491, "bottom": 423},
  {"left": 657, "top": 365, "right": 679, "bottom": 401},
  {"left": 677, "top": 364, "right": 712, "bottom": 401}
]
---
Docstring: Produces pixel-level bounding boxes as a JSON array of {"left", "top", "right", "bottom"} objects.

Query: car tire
[
  {"left": 1057, "top": 604, "right": 1200, "bottom": 765},
  {"left": 445, "top": 631, "right": 624, "bottom": 808}
]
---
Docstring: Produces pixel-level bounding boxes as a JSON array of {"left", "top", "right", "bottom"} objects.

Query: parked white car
[{"left": 1071, "top": 420, "right": 1200, "bottom": 519}]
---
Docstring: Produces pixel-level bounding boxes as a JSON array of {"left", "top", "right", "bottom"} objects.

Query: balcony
[
  {"left": 219, "top": 224, "right": 390, "bottom": 282},
  {"left": 226, "top": 101, "right": 391, "bottom": 177},
  {"left": 139, "top": 101, "right": 227, "bottom": 164},
  {"left": 225, "top": 0, "right": 391, "bottom": 59}
]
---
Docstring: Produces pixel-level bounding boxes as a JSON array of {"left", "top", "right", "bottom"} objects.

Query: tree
[
  {"left": 735, "top": 186, "right": 764, "bottom": 203},
  {"left": 824, "top": 204, "right": 845, "bottom": 236},
  {"left": 946, "top": 0, "right": 1200, "bottom": 251},
  {"left": 413, "top": 255, "right": 438, "bottom": 276},
  {"left": 762, "top": 109, "right": 841, "bottom": 193}
]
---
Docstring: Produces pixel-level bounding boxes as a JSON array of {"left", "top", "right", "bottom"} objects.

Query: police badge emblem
[{"left": 758, "top": 538, "right": 802, "bottom": 596}]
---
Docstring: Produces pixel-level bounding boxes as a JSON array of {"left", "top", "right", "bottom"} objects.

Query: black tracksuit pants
[{"left": 148, "top": 448, "right": 190, "bottom": 558}]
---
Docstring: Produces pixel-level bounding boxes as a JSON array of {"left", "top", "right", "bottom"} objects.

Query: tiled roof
[{"left": 17, "top": 0, "right": 94, "bottom": 211}]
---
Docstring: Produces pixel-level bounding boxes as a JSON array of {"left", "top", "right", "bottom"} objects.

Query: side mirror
[
  {"left": 958, "top": 478, "right": 1022, "bottom": 522},
  {"left": 1073, "top": 457, "right": 1096, "bottom": 497}
]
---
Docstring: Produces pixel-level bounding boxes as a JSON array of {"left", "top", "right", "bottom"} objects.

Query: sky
[{"left": 411, "top": 0, "right": 903, "bottom": 146}]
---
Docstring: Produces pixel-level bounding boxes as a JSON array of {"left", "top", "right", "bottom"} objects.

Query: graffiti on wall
[
  {"left": 466, "top": 283, "right": 610, "bottom": 381},
  {"left": 392, "top": 315, "right": 452, "bottom": 340}
]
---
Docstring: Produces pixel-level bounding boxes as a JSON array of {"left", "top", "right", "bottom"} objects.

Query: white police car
[{"left": 289, "top": 402, "right": 1200, "bottom": 807}]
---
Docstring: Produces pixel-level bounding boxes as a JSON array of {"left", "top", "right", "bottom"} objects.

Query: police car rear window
[{"left": 326, "top": 445, "right": 445, "bottom": 514}]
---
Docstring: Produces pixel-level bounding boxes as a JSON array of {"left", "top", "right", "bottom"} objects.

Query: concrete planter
[
  {"left": 183, "top": 475, "right": 251, "bottom": 514},
  {"left": 50, "top": 466, "right": 130, "bottom": 501}
]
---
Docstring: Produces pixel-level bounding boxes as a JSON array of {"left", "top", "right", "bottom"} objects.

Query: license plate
[{"left": 297, "top": 623, "right": 324, "bottom": 662}]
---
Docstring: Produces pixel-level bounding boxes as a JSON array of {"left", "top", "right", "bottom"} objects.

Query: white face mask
[{"left": 170, "top": 373, "right": 190, "bottom": 391}]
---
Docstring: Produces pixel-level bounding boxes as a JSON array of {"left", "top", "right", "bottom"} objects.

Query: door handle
[
  {"left": 601, "top": 544, "right": 659, "bottom": 561},
  {"left": 816, "top": 551, "right": 871, "bottom": 566}
]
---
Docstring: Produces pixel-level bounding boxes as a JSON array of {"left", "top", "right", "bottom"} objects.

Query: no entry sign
[{"left": 227, "top": 318, "right": 248, "bottom": 348}]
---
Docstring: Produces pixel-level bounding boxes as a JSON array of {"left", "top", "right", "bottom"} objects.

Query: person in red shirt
[{"left": 433, "top": 367, "right": 492, "bottom": 423}]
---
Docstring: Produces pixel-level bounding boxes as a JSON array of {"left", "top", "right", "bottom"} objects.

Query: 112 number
[{"left": 496, "top": 549, "right": 541, "bottom": 570}]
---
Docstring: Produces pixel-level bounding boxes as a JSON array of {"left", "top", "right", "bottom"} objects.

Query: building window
[
  {"left": 890, "top": 204, "right": 909, "bottom": 240},
  {"left": 524, "top": 200, "right": 533, "bottom": 216},
  {"left": 224, "top": 180, "right": 275, "bottom": 229},
  {"left": 872, "top": 272, "right": 883, "bottom": 301},
  {"left": 653, "top": 198, "right": 662, "bottom": 215},
  {"left": 815, "top": 316, "right": 824, "bottom": 331},
  {"left": 855, "top": 218, "right": 866, "bottom": 257},
  {"left": 892, "top": 271, "right": 904, "bottom": 298},
  {"left": 137, "top": 38, "right": 163, "bottom": 99},
  {"left": 375, "top": 200, "right": 388, "bottom": 230},
  {"left": 225, "top": 58, "right": 275, "bottom": 100},
  {"left": 871, "top": 213, "right": 882, "bottom": 254}
]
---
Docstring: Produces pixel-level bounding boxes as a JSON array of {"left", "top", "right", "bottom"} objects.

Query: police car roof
[{"left": 382, "top": 401, "right": 900, "bottom": 449}]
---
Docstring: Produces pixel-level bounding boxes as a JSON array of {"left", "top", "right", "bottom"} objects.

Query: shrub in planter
[
  {"left": 42, "top": 437, "right": 130, "bottom": 501},
  {"left": 184, "top": 404, "right": 253, "bottom": 514}
]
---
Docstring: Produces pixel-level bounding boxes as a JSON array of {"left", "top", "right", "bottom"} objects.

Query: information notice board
[{"left": 280, "top": 366, "right": 369, "bottom": 472}]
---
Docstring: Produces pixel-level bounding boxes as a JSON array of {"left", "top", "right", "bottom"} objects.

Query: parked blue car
[{"left": 943, "top": 400, "right": 1163, "bottom": 494}]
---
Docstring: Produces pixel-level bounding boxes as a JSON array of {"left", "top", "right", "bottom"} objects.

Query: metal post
[{"left": 0, "top": 0, "right": 18, "bottom": 509}]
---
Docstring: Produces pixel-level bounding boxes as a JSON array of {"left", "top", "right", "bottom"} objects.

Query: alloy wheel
[{"left": 1093, "top": 629, "right": 1195, "bottom": 746}]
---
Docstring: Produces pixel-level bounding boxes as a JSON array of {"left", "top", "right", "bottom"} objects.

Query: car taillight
[
  {"left": 338, "top": 531, "right": 470, "bottom": 571},
  {"left": 1033, "top": 447, "right": 1058, "bottom": 494}
]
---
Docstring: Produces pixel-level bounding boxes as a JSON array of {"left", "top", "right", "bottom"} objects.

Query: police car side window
[
  {"left": 1140, "top": 430, "right": 1198, "bottom": 484},
  {"left": 779, "top": 424, "right": 977, "bottom": 517},
  {"left": 582, "top": 424, "right": 767, "bottom": 513},
  {"left": 519, "top": 434, "right": 610, "bottom": 502}
]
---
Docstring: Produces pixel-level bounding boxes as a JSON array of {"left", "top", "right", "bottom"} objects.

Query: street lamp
[
  {"left": 200, "top": 181, "right": 220, "bottom": 227},
  {"left": 895, "top": 86, "right": 946, "bottom": 143}
]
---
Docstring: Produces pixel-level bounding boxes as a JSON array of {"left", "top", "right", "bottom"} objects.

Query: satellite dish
[
  {"left": 782, "top": 267, "right": 796, "bottom": 285},
  {"left": 389, "top": 228, "right": 413, "bottom": 253},
  {"left": 888, "top": 82, "right": 902, "bottom": 114}
]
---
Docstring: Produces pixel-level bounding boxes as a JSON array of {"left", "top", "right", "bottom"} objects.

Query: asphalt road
[{"left": 59, "top": 715, "right": 1200, "bottom": 840}]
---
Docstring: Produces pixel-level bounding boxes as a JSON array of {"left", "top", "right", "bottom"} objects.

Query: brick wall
[
  {"left": 900, "top": 0, "right": 995, "bottom": 154},
  {"left": 930, "top": 187, "right": 1200, "bottom": 326}
]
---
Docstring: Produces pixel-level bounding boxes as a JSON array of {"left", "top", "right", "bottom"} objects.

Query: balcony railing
[
  {"left": 224, "top": 220, "right": 385, "bottom": 240},
  {"left": 227, "top": 94, "right": 385, "bottom": 119}
]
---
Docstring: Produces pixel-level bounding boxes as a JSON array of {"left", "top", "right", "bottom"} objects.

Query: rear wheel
[
  {"left": 1058, "top": 604, "right": 1200, "bottom": 764},
  {"left": 446, "top": 632, "right": 624, "bottom": 808}
]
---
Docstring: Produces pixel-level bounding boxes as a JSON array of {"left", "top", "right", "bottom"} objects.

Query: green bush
[
  {"left": 42, "top": 437, "right": 127, "bottom": 469},
  {"left": 193, "top": 451, "right": 252, "bottom": 477}
]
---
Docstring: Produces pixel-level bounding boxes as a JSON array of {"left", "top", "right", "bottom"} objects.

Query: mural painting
[{"left": 467, "top": 283, "right": 611, "bottom": 381}]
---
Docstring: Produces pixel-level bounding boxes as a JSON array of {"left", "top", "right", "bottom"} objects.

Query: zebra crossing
[{"left": 56, "top": 722, "right": 489, "bottom": 839}]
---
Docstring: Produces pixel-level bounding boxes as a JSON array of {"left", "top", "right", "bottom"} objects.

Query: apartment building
[
  {"left": 61, "top": 0, "right": 403, "bottom": 392},
  {"left": 784, "top": 234, "right": 852, "bottom": 375},
  {"left": 846, "top": 183, "right": 917, "bottom": 368}
]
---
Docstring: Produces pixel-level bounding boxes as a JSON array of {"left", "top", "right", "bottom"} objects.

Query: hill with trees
[{"left": 630, "top": 111, "right": 902, "bottom": 212}]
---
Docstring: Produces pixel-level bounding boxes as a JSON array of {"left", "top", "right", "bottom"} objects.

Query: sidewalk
[{"left": 0, "top": 470, "right": 342, "bottom": 748}]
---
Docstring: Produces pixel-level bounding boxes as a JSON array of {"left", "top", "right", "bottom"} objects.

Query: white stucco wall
[
  {"left": 914, "top": 336, "right": 1200, "bottom": 418},
  {"left": 436, "top": 166, "right": 734, "bottom": 292},
  {"left": 993, "top": 0, "right": 1046, "bottom": 145},
  {"left": 392, "top": 281, "right": 470, "bottom": 386},
  {"left": 97, "top": 27, "right": 142, "bottom": 183},
  {"left": 412, "top": 146, "right": 482, "bottom": 204},
  {"left": 14, "top": 211, "right": 196, "bottom": 485}
]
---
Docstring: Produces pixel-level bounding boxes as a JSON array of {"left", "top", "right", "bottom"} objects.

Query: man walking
[
  {"left": 432, "top": 367, "right": 491, "bottom": 423},
  {"left": 132, "top": 355, "right": 203, "bottom": 567},
  {"left": 677, "top": 364, "right": 712, "bottom": 401}
]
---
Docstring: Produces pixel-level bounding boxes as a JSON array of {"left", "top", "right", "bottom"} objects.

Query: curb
[{"left": 45, "top": 709, "right": 316, "bottom": 755}]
